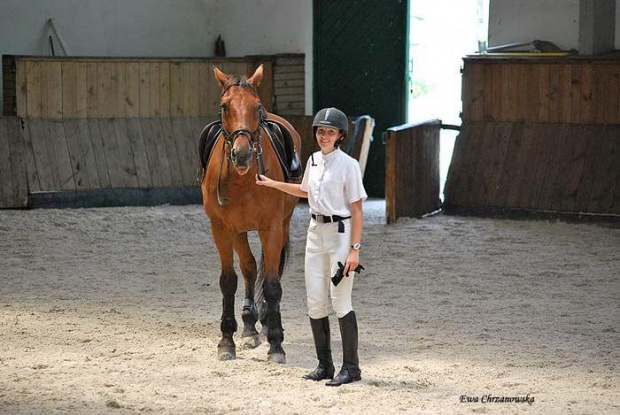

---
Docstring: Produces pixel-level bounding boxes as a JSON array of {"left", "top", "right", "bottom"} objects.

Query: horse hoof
[
  {"left": 218, "top": 347, "right": 236, "bottom": 361},
  {"left": 241, "top": 335, "right": 261, "bottom": 349},
  {"left": 268, "top": 353, "right": 286, "bottom": 364}
]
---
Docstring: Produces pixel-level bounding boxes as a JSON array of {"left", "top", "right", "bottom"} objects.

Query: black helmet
[{"left": 312, "top": 107, "right": 348, "bottom": 145}]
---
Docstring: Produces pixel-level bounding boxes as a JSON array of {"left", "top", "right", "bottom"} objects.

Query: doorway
[{"left": 407, "top": 0, "right": 489, "bottom": 200}]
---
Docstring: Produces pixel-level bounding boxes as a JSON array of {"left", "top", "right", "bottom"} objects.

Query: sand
[{"left": 0, "top": 200, "right": 618, "bottom": 414}]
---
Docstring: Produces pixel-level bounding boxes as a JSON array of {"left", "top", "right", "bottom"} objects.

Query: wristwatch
[{"left": 351, "top": 243, "right": 362, "bottom": 251}]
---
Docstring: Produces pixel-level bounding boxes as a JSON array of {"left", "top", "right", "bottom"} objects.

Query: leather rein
[{"left": 217, "top": 81, "right": 267, "bottom": 206}]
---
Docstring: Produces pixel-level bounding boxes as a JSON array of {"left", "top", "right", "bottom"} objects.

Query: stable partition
[
  {"left": 1, "top": 54, "right": 306, "bottom": 208},
  {"left": 445, "top": 55, "right": 620, "bottom": 218}
]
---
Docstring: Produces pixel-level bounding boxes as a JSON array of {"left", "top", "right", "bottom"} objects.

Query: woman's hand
[
  {"left": 255, "top": 174, "right": 275, "bottom": 187},
  {"left": 344, "top": 249, "right": 359, "bottom": 277}
]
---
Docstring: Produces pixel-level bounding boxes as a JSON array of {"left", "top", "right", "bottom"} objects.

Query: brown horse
[{"left": 201, "top": 65, "right": 301, "bottom": 364}]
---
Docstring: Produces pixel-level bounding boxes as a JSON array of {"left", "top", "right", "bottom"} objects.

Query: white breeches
[{"left": 305, "top": 218, "right": 354, "bottom": 319}]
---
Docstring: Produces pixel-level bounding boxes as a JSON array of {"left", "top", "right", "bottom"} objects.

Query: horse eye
[{"left": 220, "top": 103, "right": 228, "bottom": 111}]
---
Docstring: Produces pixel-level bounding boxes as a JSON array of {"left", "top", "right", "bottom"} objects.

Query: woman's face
[{"left": 316, "top": 126, "right": 341, "bottom": 153}]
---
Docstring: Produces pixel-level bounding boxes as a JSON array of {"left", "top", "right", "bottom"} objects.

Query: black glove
[{"left": 332, "top": 261, "right": 365, "bottom": 286}]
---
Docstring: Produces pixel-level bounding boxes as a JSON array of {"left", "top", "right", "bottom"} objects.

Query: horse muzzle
[{"left": 230, "top": 147, "right": 253, "bottom": 174}]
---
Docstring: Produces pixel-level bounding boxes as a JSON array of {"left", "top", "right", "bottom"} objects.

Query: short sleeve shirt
[{"left": 300, "top": 149, "right": 368, "bottom": 217}]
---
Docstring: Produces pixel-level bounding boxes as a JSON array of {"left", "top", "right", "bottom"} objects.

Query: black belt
[{"left": 311, "top": 214, "right": 351, "bottom": 233}]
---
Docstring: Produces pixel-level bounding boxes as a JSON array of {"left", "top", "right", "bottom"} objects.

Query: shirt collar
[{"left": 321, "top": 148, "right": 340, "bottom": 164}]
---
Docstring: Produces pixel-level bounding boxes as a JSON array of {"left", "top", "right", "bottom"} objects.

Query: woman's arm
[
  {"left": 344, "top": 199, "right": 363, "bottom": 275},
  {"left": 255, "top": 174, "right": 308, "bottom": 199}
]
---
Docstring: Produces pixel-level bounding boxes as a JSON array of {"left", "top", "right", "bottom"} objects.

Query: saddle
[{"left": 198, "top": 118, "right": 302, "bottom": 183}]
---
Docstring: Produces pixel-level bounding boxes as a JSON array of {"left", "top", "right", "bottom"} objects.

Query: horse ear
[
  {"left": 248, "top": 64, "right": 264, "bottom": 87},
  {"left": 213, "top": 67, "right": 229, "bottom": 87}
]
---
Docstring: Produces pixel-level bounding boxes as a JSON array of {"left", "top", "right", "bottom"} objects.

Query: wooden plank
[
  {"left": 20, "top": 119, "right": 41, "bottom": 193},
  {"left": 275, "top": 57, "right": 304, "bottom": 66},
  {"left": 159, "top": 62, "right": 170, "bottom": 117},
  {"left": 48, "top": 120, "right": 76, "bottom": 190},
  {"left": 257, "top": 60, "right": 274, "bottom": 112},
  {"left": 125, "top": 118, "right": 152, "bottom": 188},
  {"left": 26, "top": 61, "right": 42, "bottom": 118},
  {"left": 608, "top": 126, "right": 620, "bottom": 214},
  {"left": 183, "top": 62, "right": 200, "bottom": 116},
  {"left": 274, "top": 79, "right": 304, "bottom": 89},
  {"left": 170, "top": 62, "right": 183, "bottom": 117},
  {"left": 62, "top": 119, "right": 90, "bottom": 190},
  {"left": 148, "top": 118, "right": 173, "bottom": 187},
  {"left": 159, "top": 118, "right": 185, "bottom": 187},
  {"left": 149, "top": 62, "right": 161, "bottom": 116},
  {"left": 0, "top": 118, "right": 15, "bottom": 206},
  {"left": 125, "top": 62, "right": 140, "bottom": 117},
  {"left": 580, "top": 64, "right": 594, "bottom": 123},
  {"left": 593, "top": 65, "right": 610, "bottom": 124},
  {"left": 548, "top": 64, "right": 560, "bottom": 123},
  {"left": 139, "top": 62, "right": 151, "bottom": 117},
  {"left": 139, "top": 118, "right": 164, "bottom": 187},
  {"left": 274, "top": 86, "right": 305, "bottom": 96},
  {"left": 6, "top": 116, "right": 29, "bottom": 205},
  {"left": 97, "top": 63, "right": 116, "bottom": 118},
  {"left": 76, "top": 118, "right": 100, "bottom": 188},
  {"left": 570, "top": 64, "right": 582, "bottom": 124},
  {"left": 115, "top": 63, "right": 126, "bottom": 117},
  {"left": 494, "top": 122, "right": 524, "bottom": 208},
  {"left": 604, "top": 65, "right": 619, "bottom": 124},
  {"left": 574, "top": 124, "right": 602, "bottom": 212},
  {"left": 464, "top": 62, "right": 484, "bottom": 122},
  {"left": 527, "top": 123, "right": 557, "bottom": 209},
  {"left": 113, "top": 118, "right": 140, "bottom": 188},
  {"left": 514, "top": 64, "right": 529, "bottom": 122},
  {"left": 525, "top": 65, "right": 540, "bottom": 122},
  {"left": 44, "top": 62, "right": 63, "bottom": 118},
  {"left": 27, "top": 119, "right": 55, "bottom": 190},
  {"left": 273, "top": 65, "right": 304, "bottom": 74},
  {"left": 538, "top": 124, "right": 573, "bottom": 210},
  {"left": 508, "top": 123, "right": 540, "bottom": 208},
  {"left": 16, "top": 60, "right": 27, "bottom": 118},
  {"left": 171, "top": 117, "right": 196, "bottom": 186},
  {"left": 200, "top": 62, "right": 220, "bottom": 116},
  {"left": 385, "top": 131, "right": 397, "bottom": 223},
  {"left": 98, "top": 118, "right": 124, "bottom": 188},
  {"left": 86, "top": 62, "right": 98, "bottom": 117},
  {"left": 589, "top": 125, "right": 620, "bottom": 213},
  {"left": 538, "top": 64, "right": 550, "bottom": 122},
  {"left": 558, "top": 64, "right": 572, "bottom": 124},
  {"left": 62, "top": 61, "right": 78, "bottom": 118},
  {"left": 74, "top": 62, "right": 88, "bottom": 118},
  {"left": 87, "top": 119, "right": 111, "bottom": 188},
  {"left": 560, "top": 124, "right": 590, "bottom": 212},
  {"left": 467, "top": 123, "right": 497, "bottom": 206}
]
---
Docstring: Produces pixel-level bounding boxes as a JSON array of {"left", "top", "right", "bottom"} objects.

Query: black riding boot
[
  {"left": 326, "top": 311, "right": 361, "bottom": 386},
  {"left": 302, "top": 317, "right": 335, "bottom": 381}
]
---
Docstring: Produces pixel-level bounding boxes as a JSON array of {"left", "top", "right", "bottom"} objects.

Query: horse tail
[{"left": 254, "top": 240, "right": 289, "bottom": 316}]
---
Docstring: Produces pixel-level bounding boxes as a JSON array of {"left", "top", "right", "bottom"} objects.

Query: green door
[{"left": 314, "top": 0, "right": 408, "bottom": 196}]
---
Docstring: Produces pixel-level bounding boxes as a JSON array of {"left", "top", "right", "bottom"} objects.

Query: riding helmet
[{"left": 312, "top": 107, "right": 348, "bottom": 145}]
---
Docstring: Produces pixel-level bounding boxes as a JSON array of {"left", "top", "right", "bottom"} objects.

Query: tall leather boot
[
  {"left": 326, "top": 311, "right": 361, "bottom": 386},
  {"left": 302, "top": 317, "right": 335, "bottom": 381}
]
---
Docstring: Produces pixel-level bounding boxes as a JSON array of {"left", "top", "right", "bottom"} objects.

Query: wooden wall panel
[
  {"left": 462, "top": 57, "right": 620, "bottom": 125},
  {"left": 5, "top": 56, "right": 285, "bottom": 120}
]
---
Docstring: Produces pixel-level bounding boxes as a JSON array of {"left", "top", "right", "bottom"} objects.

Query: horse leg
[
  {"left": 211, "top": 224, "right": 238, "bottom": 361},
  {"left": 258, "top": 227, "right": 286, "bottom": 364},
  {"left": 233, "top": 232, "right": 261, "bottom": 349}
]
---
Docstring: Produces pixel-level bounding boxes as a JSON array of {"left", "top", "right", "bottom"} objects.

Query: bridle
[{"left": 216, "top": 81, "right": 268, "bottom": 205}]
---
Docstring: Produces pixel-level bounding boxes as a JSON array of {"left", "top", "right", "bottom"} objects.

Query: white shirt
[{"left": 300, "top": 148, "right": 368, "bottom": 217}]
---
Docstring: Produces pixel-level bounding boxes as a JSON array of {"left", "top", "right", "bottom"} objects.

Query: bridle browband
[{"left": 216, "top": 80, "right": 268, "bottom": 205}]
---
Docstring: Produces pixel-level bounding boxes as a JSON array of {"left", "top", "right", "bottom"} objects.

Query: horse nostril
[{"left": 231, "top": 149, "right": 237, "bottom": 159}]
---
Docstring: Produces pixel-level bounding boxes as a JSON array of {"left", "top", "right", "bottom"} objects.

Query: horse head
[{"left": 214, "top": 65, "right": 265, "bottom": 175}]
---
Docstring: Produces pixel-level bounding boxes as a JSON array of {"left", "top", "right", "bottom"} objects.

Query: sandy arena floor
[{"left": 0, "top": 200, "right": 619, "bottom": 414}]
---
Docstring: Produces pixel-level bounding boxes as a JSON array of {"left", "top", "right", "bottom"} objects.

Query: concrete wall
[
  {"left": 0, "top": 0, "right": 312, "bottom": 113},
  {"left": 489, "top": 0, "right": 619, "bottom": 51}
]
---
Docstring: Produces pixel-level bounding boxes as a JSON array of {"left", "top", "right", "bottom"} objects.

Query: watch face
[{"left": 352, "top": 243, "right": 361, "bottom": 250}]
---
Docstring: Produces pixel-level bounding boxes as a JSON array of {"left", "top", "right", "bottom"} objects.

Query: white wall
[
  {"left": 489, "top": 0, "right": 619, "bottom": 50},
  {"left": 0, "top": 0, "right": 312, "bottom": 113},
  {"left": 488, "top": 0, "right": 581, "bottom": 50}
]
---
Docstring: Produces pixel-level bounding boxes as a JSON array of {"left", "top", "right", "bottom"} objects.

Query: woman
[{"left": 255, "top": 107, "right": 367, "bottom": 386}]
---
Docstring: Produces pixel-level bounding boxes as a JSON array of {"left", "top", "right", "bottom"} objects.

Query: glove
[{"left": 332, "top": 261, "right": 365, "bottom": 286}]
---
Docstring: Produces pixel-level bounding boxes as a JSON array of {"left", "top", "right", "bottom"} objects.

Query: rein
[{"left": 216, "top": 81, "right": 268, "bottom": 206}]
